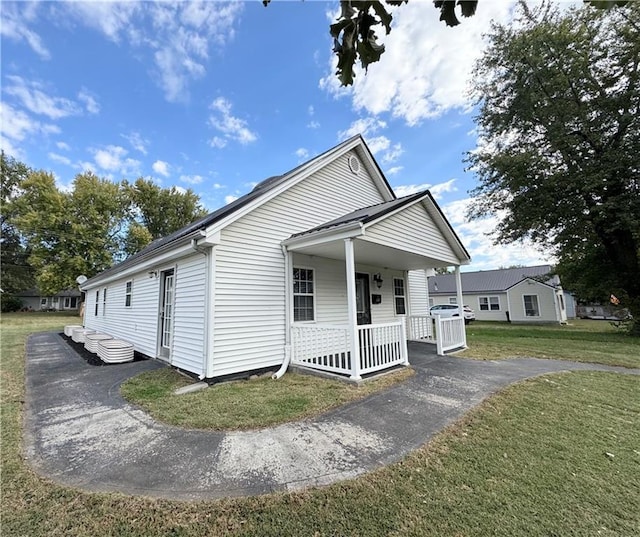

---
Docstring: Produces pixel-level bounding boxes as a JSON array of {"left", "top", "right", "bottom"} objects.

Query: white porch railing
[
  {"left": 358, "top": 319, "right": 408, "bottom": 376},
  {"left": 291, "top": 324, "right": 351, "bottom": 375},
  {"left": 435, "top": 316, "right": 467, "bottom": 354},
  {"left": 407, "top": 315, "right": 435, "bottom": 342},
  {"left": 290, "top": 319, "right": 408, "bottom": 378}
]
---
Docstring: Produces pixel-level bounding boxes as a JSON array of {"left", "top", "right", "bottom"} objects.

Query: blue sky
[{"left": 1, "top": 0, "right": 553, "bottom": 271}]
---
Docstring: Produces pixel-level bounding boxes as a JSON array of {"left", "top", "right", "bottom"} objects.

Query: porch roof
[{"left": 283, "top": 190, "right": 470, "bottom": 270}]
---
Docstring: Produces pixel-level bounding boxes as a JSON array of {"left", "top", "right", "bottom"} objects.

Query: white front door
[{"left": 158, "top": 269, "right": 175, "bottom": 361}]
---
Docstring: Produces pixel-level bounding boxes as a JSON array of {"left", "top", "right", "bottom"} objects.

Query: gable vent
[{"left": 348, "top": 155, "right": 360, "bottom": 174}]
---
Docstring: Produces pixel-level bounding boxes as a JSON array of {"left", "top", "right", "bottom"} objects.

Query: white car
[{"left": 429, "top": 304, "right": 476, "bottom": 324}]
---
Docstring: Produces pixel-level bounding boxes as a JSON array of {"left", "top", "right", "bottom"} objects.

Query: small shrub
[{"left": 1, "top": 295, "right": 23, "bottom": 313}]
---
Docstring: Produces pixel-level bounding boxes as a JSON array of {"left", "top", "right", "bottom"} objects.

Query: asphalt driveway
[{"left": 23, "top": 331, "right": 639, "bottom": 501}]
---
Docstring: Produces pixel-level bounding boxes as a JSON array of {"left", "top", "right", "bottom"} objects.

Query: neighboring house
[
  {"left": 428, "top": 265, "right": 571, "bottom": 324},
  {"left": 17, "top": 287, "right": 81, "bottom": 311},
  {"left": 80, "top": 136, "right": 471, "bottom": 381}
]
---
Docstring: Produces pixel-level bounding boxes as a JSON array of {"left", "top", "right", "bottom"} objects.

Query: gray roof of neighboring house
[
  {"left": 17, "top": 287, "right": 81, "bottom": 297},
  {"left": 429, "top": 265, "right": 555, "bottom": 294},
  {"left": 84, "top": 135, "right": 394, "bottom": 287}
]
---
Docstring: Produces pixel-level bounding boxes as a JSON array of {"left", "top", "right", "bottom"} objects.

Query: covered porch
[{"left": 281, "top": 191, "right": 471, "bottom": 380}]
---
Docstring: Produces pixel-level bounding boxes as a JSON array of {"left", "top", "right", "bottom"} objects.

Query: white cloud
[
  {"left": 307, "top": 120, "right": 320, "bottom": 129},
  {"left": 91, "top": 145, "right": 141, "bottom": 177},
  {"left": 0, "top": 101, "right": 59, "bottom": 158},
  {"left": 152, "top": 160, "right": 170, "bottom": 177},
  {"left": 442, "top": 197, "right": 553, "bottom": 271},
  {"left": 366, "top": 136, "right": 390, "bottom": 155},
  {"left": 0, "top": 2, "right": 50, "bottom": 59},
  {"left": 56, "top": 141, "right": 71, "bottom": 151},
  {"left": 386, "top": 166, "right": 403, "bottom": 176},
  {"left": 393, "top": 179, "right": 456, "bottom": 200},
  {"left": 122, "top": 132, "right": 149, "bottom": 155},
  {"left": 225, "top": 194, "right": 239, "bottom": 204},
  {"left": 321, "top": 2, "right": 514, "bottom": 125},
  {"left": 78, "top": 88, "right": 100, "bottom": 114},
  {"left": 179, "top": 174, "right": 204, "bottom": 185},
  {"left": 209, "top": 97, "right": 257, "bottom": 145},
  {"left": 48, "top": 152, "right": 72, "bottom": 166},
  {"left": 295, "top": 148, "right": 310, "bottom": 160},
  {"left": 338, "top": 117, "right": 387, "bottom": 140},
  {"left": 63, "top": 2, "right": 243, "bottom": 102},
  {"left": 210, "top": 136, "right": 227, "bottom": 149},
  {"left": 174, "top": 186, "right": 188, "bottom": 195},
  {"left": 308, "top": 105, "right": 315, "bottom": 116},
  {"left": 429, "top": 178, "right": 458, "bottom": 199},
  {"left": 382, "top": 143, "right": 404, "bottom": 164},
  {"left": 4, "top": 76, "right": 81, "bottom": 119}
]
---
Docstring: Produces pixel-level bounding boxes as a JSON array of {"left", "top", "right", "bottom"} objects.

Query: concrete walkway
[{"left": 24, "top": 331, "right": 639, "bottom": 501}]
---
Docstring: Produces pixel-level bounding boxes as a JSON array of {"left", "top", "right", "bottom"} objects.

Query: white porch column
[
  {"left": 454, "top": 265, "right": 467, "bottom": 348},
  {"left": 344, "top": 238, "right": 361, "bottom": 380}
]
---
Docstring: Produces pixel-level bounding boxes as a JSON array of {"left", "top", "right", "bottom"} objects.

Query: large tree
[
  {"left": 9, "top": 170, "right": 208, "bottom": 294},
  {"left": 269, "top": 0, "right": 628, "bottom": 86},
  {"left": 0, "top": 152, "right": 35, "bottom": 294},
  {"left": 466, "top": 1, "right": 640, "bottom": 329}
]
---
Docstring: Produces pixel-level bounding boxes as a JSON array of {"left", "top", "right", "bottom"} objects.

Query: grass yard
[
  {"left": 2, "top": 313, "right": 639, "bottom": 536},
  {"left": 459, "top": 319, "right": 640, "bottom": 368},
  {"left": 121, "top": 367, "right": 414, "bottom": 430}
]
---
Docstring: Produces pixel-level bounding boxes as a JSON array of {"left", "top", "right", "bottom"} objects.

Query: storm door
[
  {"left": 158, "top": 269, "right": 175, "bottom": 360},
  {"left": 355, "top": 272, "right": 371, "bottom": 325}
]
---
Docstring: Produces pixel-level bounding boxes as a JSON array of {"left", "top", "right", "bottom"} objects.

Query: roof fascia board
[
  {"left": 283, "top": 222, "right": 364, "bottom": 250},
  {"left": 505, "top": 277, "right": 556, "bottom": 291}
]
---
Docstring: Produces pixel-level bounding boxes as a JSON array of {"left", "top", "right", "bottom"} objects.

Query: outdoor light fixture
[
  {"left": 373, "top": 273, "right": 383, "bottom": 288},
  {"left": 148, "top": 270, "right": 158, "bottom": 279}
]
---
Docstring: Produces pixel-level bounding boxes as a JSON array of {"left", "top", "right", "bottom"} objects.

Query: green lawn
[
  {"left": 459, "top": 319, "right": 640, "bottom": 368},
  {"left": 2, "top": 313, "right": 639, "bottom": 536},
  {"left": 121, "top": 367, "right": 414, "bottom": 430}
]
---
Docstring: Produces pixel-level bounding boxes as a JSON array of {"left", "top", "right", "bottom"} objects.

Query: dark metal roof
[
  {"left": 17, "top": 287, "right": 81, "bottom": 297},
  {"left": 429, "top": 265, "right": 555, "bottom": 294},
  {"left": 84, "top": 135, "right": 393, "bottom": 286},
  {"left": 289, "top": 190, "right": 429, "bottom": 239}
]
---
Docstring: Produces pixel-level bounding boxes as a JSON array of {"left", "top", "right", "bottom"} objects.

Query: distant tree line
[{"left": 0, "top": 152, "right": 207, "bottom": 308}]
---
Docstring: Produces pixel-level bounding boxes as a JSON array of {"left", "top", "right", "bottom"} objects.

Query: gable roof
[
  {"left": 83, "top": 135, "right": 394, "bottom": 287},
  {"left": 429, "top": 265, "right": 556, "bottom": 294}
]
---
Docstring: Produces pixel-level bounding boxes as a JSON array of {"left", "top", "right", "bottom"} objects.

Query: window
[
  {"left": 394, "top": 278, "right": 406, "bottom": 315},
  {"left": 293, "top": 268, "right": 314, "bottom": 322},
  {"left": 524, "top": 295, "right": 540, "bottom": 317},
  {"left": 103, "top": 288, "right": 107, "bottom": 316},
  {"left": 448, "top": 297, "right": 457, "bottom": 305},
  {"left": 429, "top": 298, "right": 434, "bottom": 307},
  {"left": 95, "top": 290, "right": 99, "bottom": 316},
  {"left": 125, "top": 280, "right": 133, "bottom": 307},
  {"left": 479, "top": 296, "right": 500, "bottom": 311},
  {"left": 70, "top": 297, "right": 77, "bottom": 308},
  {"left": 41, "top": 298, "right": 47, "bottom": 307},
  {"left": 64, "top": 297, "right": 70, "bottom": 308}
]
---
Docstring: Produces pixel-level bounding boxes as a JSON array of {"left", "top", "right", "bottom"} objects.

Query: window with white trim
[
  {"left": 103, "top": 288, "right": 107, "bottom": 316},
  {"left": 95, "top": 290, "right": 99, "bottom": 316},
  {"left": 394, "top": 278, "right": 406, "bottom": 315},
  {"left": 524, "top": 294, "right": 540, "bottom": 317},
  {"left": 293, "top": 268, "right": 314, "bottom": 322},
  {"left": 125, "top": 280, "right": 133, "bottom": 307},
  {"left": 41, "top": 298, "right": 47, "bottom": 307},
  {"left": 448, "top": 297, "right": 457, "bottom": 305},
  {"left": 479, "top": 296, "right": 500, "bottom": 311}
]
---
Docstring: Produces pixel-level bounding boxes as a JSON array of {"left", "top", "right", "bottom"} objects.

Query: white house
[
  {"left": 80, "top": 136, "right": 471, "bottom": 381},
  {"left": 17, "top": 287, "right": 81, "bottom": 311},
  {"left": 427, "top": 265, "right": 570, "bottom": 324}
]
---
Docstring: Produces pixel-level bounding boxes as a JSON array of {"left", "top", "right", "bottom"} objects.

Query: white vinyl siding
[
  {"left": 213, "top": 153, "right": 387, "bottom": 377},
  {"left": 408, "top": 270, "right": 429, "bottom": 315},
  {"left": 507, "top": 280, "right": 561, "bottom": 323},
  {"left": 365, "top": 203, "right": 459, "bottom": 265},
  {"left": 171, "top": 256, "right": 206, "bottom": 374}
]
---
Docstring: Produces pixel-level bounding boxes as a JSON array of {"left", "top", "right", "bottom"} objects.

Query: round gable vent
[{"left": 348, "top": 155, "right": 360, "bottom": 174}]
